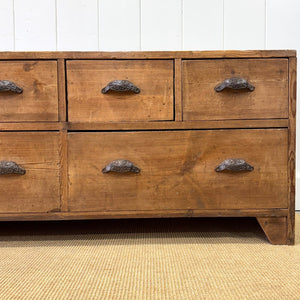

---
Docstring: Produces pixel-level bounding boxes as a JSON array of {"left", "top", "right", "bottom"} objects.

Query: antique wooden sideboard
[{"left": 0, "top": 50, "right": 296, "bottom": 245}]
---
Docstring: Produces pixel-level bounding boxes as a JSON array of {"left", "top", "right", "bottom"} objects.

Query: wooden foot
[{"left": 257, "top": 217, "right": 288, "bottom": 245}]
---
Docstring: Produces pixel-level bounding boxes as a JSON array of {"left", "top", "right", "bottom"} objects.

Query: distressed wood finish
[
  {"left": 183, "top": 59, "right": 288, "bottom": 120},
  {"left": 0, "top": 209, "right": 289, "bottom": 222},
  {"left": 67, "top": 119, "right": 289, "bottom": 131},
  {"left": 0, "top": 50, "right": 296, "bottom": 60},
  {"left": 0, "top": 60, "right": 58, "bottom": 121},
  {"left": 57, "top": 59, "right": 66, "bottom": 122},
  {"left": 0, "top": 51, "right": 296, "bottom": 245},
  {"left": 257, "top": 217, "right": 288, "bottom": 245},
  {"left": 59, "top": 129, "right": 68, "bottom": 211},
  {"left": 67, "top": 60, "right": 173, "bottom": 122},
  {"left": 288, "top": 57, "right": 297, "bottom": 245},
  {"left": 175, "top": 58, "right": 183, "bottom": 121},
  {"left": 0, "top": 132, "right": 60, "bottom": 213},
  {"left": 68, "top": 129, "right": 287, "bottom": 212}
]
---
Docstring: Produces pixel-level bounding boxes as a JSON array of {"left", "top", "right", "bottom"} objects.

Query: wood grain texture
[
  {"left": 57, "top": 59, "right": 66, "bottom": 122},
  {"left": 0, "top": 50, "right": 295, "bottom": 60},
  {"left": 257, "top": 217, "right": 288, "bottom": 245},
  {"left": 288, "top": 57, "right": 297, "bottom": 245},
  {"left": 0, "top": 209, "right": 288, "bottom": 222},
  {"left": 0, "top": 51, "right": 295, "bottom": 246},
  {"left": 175, "top": 59, "right": 183, "bottom": 121},
  {"left": 183, "top": 59, "right": 288, "bottom": 120},
  {"left": 67, "top": 60, "right": 174, "bottom": 122},
  {"left": 67, "top": 119, "right": 288, "bottom": 131},
  {"left": 68, "top": 129, "right": 287, "bottom": 212},
  {"left": 0, "top": 122, "right": 64, "bottom": 131},
  {"left": 0, "top": 119, "right": 288, "bottom": 132},
  {"left": 0, "top": 61, "right": 58, "bottom": 121},
  {"left": 59, "top": 129, "right": 68, "bottom": 212},
  {"left": 0, "top": 132, "right": 60, "bottom": 213}
]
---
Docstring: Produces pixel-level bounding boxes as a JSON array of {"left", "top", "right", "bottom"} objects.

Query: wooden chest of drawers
[{"left": 0, "top": 50, "right": 296, "bottom": 245}]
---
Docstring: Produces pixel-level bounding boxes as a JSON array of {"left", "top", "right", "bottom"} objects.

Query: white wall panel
[
  {"left": 141, "top": 0, "right": 181, "bottom": 50},
  {"left": 183, "top": 0, "right": 223, "bottom": 50},
  {"left": 99, "top": 0, "right": 140, "bottom": 51},
  {"left": 224, "top": 0, "right": 265, "bottom": 50},
  {"left": 267, "top": 0, "right": 300, "bottom": 210},
  {"left": 266, "top": 0, "right": 300, "bottom": 49},
  {"left": 57, "top": 0, "right": 98, "bottom": 51},
  {"left": 0, "top": 0, "right": 14, "bottom": 50},
  {"left": 14, "top": 0, "right": 56, "bottom": 50}
]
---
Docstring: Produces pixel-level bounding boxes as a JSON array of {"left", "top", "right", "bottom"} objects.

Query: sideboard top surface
[{"left": 0, "top": 50, "right": 296, "bottom": 60}]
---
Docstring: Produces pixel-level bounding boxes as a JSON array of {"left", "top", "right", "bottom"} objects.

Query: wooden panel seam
[
  {"left": 57, "top": 59, "right": 66, "bottom": 121},
  {"left": 59, "top": 129, "right": 68, "bottom": 212},
  {"left": 175, "top": 58, "right": 182, "bottom": 121}
]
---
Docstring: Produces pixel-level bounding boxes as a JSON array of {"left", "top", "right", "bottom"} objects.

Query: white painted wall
[{"left": 0, "top": 0, "right": 299, "bottom": 209}]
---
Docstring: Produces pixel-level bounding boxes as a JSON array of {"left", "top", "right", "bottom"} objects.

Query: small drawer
[
  {"left": 67, "top": 60, "right": 174, "bottom": 122},
  {"left": 183, "top": 59, "right": 288, "bottom": 120},
  {"left": 68, "top": 129, "right": 287, "bottom": 212},
  {"left": 0, "top": 61, "right": 58, "bottom": 121},
  {"left": 0, "top": 132, "right": 60, "bottom": 213}
]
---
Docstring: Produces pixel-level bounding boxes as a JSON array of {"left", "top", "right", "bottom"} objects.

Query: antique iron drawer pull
[
  {"left": 0, "top": 80, "right": 23, "bottom": 94},
  {"left": 0, "top": 161, "right": 26, "bottom": 175},
  {"left": 215, "top": 77, "right": 255, "bottom": 92},
  {"left": 215, "top": 159, "right": 254, "bottom": 172},
  {"left": 102, "top": 159, "right": 140, "bottom": 173},
  {"left": 101, "top": 80, "right": 140, "bottom": 94}
]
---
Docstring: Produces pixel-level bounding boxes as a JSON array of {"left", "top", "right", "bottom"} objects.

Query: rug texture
[{"left": 0, "top": 214, "right": 299, "bottom": 300}]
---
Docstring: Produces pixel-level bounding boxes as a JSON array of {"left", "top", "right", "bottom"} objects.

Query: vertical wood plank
[
  {"left": 57, "top": 59, "right": 66, "bottom": 122},
  {"left": 141, "top": 0, "right": 182, "bottom": 50},
  {"left": 288, "top": 57, "right": 297, "bottom": 244},
  {"left": 175, "top": 59, "right": 182, "bottom": 121},
  {"left": 57, "top": 0, "right": 98, "bottom": 51},
  {"left": 14, "top": 0, "right": 56, "bottom": 50},
  {"left": 60, "top": 129, "right": 68, "bottom": 212},
  {"left": 0, "top": 0, "right": 14, "bottom": 50},
  {"left": 224, "top": 0, "right": 265, "bottom": 50},
  {"left": 99, "top": 0, "right": 140, "bottom": 50},
  {"left": 183, "top": 0, "right": 223, "bottom": 50},
  {"left": 266, "top": 0, "right": 300, "bottom": 211}
]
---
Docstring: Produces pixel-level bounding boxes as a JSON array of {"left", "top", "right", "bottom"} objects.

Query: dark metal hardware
[
  {"left": 0, "top": 80, "right": 23, "bottom": 94},
  {"left": 101, "top": 80, "right": 140, "bottom": 94},
  {"left": 215, "top": 159, "right": 254, "bottom": 172},
  {"left": 102, "top": 159, "right": 140, "bottom": 173},
  {"left": 215, "top": 77, "right": 255, "bottom": 92},
  {"left": 0, "top": 161, "right": 26, "bottom": 175}
]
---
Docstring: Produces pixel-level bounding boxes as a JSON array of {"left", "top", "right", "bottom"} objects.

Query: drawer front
[
  {"left": 67, "top": 60, "right": 174, "bottom": 122},
  {"left": 68, "top": 129, "right": 287, "bottom": 212},
  {"left": 183, "top": 59, "right": 288, "bottom": 120},
  {"left": 0, "top": 61, "right": 58, "bottom": 121},
  {"left": 0, "top": 132, "right": 60, "bottom": 213}
]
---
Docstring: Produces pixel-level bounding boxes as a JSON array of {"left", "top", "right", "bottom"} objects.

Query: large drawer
[
  {"left": 67, "top": 60, "right": 174, "bottom": 122},
  {"left": 0, "top": 61, "right": 58, "bottom": 121},
  {"left": 68, "top": 129, "right": 288, "bottom": 212},
  {"left": 183, "top": 59, "right": 288, "bottom": 120},
  {"left": 0, "top": 132, "right": 60, "bottom": 213}
]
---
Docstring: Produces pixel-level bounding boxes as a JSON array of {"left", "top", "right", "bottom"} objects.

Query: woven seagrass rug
[{"left": 0, "top": 214, "right": 299, "bottom": 300}]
